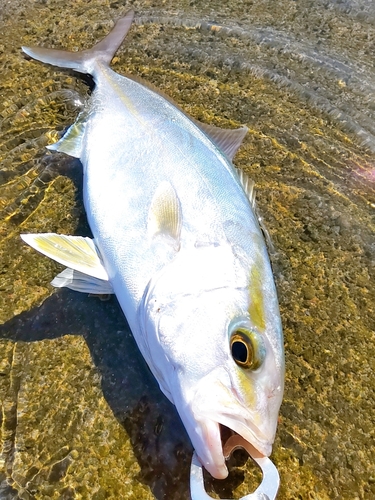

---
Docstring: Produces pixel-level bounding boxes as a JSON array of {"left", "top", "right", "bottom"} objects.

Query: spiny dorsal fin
[
  {"left": 236, "top": 168, "right": 256, "bottom": 209},
  {"left": 148, "top": 181, "right": 182, "bottom": 246},
  {"left": 21, "top": 233, "right": 109, "bottom": 281},
  {"left": 236, "top": 169, "right": 275, "bottom": 253}
]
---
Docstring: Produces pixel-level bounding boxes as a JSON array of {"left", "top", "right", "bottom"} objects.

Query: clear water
[{"left": 1, "top": 1, "right": 375, "bottom": 498}]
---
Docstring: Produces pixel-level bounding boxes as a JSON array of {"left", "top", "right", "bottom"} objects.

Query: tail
[{"left": 22, "top": 10, "right": 134, "bottom": 76}]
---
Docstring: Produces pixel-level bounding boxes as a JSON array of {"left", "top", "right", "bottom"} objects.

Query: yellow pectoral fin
[{"left": 148, "top": 181, "right": 182, "bottom": 246}]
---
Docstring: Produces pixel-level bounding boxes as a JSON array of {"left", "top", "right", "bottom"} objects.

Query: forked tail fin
[{"left": 22, "top": 10, "right": 134, "bottom": 76}]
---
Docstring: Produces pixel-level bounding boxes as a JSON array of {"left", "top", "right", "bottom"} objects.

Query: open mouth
[
  {"left": 215, "top": 414, "right": 272, "bottom": 458},
  {"left": 196, "top": 417, "right": 271, "bottom": 480},
  {"left": 219, "top": 423, "right": 266, "bottom": 463},
  {"left": 220, "top": 424, "right": 235, "bottom": 455},
  {"left": 190, "top": 429, "right": 280, "bottom": 500},
  {"left": 187, "top": 369, "right": 278, "bottom": 480}
]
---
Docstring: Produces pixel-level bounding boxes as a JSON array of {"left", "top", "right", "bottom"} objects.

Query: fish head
[
  {"left": 141, "top": 243, "right": 284, "bottom": 479},
  {"left": 184, "top": 316, "right": 284, "bottom": 480}
]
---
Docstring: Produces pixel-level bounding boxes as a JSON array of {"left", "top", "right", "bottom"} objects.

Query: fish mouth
[
  {"left": 218, "top": 413, "right": 272, "bottom": 456},
  {"left": 197, "top": 415, "right": 272, "bottom": 480},
  {"left": 184, "top": 367, "right": 281, "bottom": 480}
]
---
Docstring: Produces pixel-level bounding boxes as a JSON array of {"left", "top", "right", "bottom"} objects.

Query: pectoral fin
[
  {"left": 52, "top": 268, "right": 114, "bottom": 294},
  {"left": 21, "top": 233, "right": 109, "bottom": 281},
  {"left": 148, "top": 181, "right": 182, "bottom": 247}
]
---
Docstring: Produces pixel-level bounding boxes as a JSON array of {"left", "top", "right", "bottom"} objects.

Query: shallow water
[{"left": 1, "top": 1, "right": 375, "bottom": 499}]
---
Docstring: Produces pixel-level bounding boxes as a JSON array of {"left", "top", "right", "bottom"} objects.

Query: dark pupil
[{"left": 232, "top": 340, "right": 248, "bottom": 364}]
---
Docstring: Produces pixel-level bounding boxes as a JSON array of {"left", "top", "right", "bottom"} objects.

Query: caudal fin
[{"left": 22, "top": 10, "right": 134, "bottom": 75}]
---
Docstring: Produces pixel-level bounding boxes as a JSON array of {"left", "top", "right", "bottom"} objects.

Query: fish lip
[
  {"left": 216, "top": 414, "right": 273, "bottom": 458},
  {"left": 195, "top": 416, "right": 272, "bottom": 480},
  {"left": 195, "top": 418, "right": 228, "bottom": 479}
]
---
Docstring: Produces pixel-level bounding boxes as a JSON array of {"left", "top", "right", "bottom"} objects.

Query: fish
[{"left": 20, "top": 10, "right": 284, "bottom": 480}]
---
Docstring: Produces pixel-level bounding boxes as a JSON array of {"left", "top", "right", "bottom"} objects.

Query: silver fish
[{"left": 21, "top": 11, "right": 284, "bottom": 480}]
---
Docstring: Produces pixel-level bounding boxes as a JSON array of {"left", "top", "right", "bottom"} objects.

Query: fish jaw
[
  {"left": 174, "top": 364, "right": 283, "bottom": 480},
  {"left": 192, "top": 418, "right": 228, "bottom": 479}
]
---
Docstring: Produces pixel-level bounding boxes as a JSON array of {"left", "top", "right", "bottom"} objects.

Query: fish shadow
[{"left": 0, "top": 289, "right": 192, "bottom": 499}]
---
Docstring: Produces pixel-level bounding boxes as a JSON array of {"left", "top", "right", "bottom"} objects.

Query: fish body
[{"left": 21, "top": 11, "right": 284, "bottom": 479}]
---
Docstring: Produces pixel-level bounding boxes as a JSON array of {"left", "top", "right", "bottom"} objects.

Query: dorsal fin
[
  {"left": 196, "top": 122, "right": 248, "bottom": 160},
  {"left": 236, "top": 168, "right": 256, "bottom": 209},
  {"left": 128, "top": 73, "right": 248, "bottom": 160}
]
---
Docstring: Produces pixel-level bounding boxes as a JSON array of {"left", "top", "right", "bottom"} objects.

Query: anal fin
[{"left": 47, "top": 119, "right": 86, "bottom": 158}]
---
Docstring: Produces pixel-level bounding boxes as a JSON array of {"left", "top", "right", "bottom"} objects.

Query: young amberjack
[{"left": 21, "top": 11, "right": 284, "bottom": 479}]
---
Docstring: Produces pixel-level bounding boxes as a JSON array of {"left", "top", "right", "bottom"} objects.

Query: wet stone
[{"left": 302, "top": 286, "right": 315, "bottom": 300}]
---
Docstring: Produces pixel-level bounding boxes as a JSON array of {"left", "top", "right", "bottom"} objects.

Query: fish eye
[{"left": 230, "top": 329, "right": 265, "bottom": 370}]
